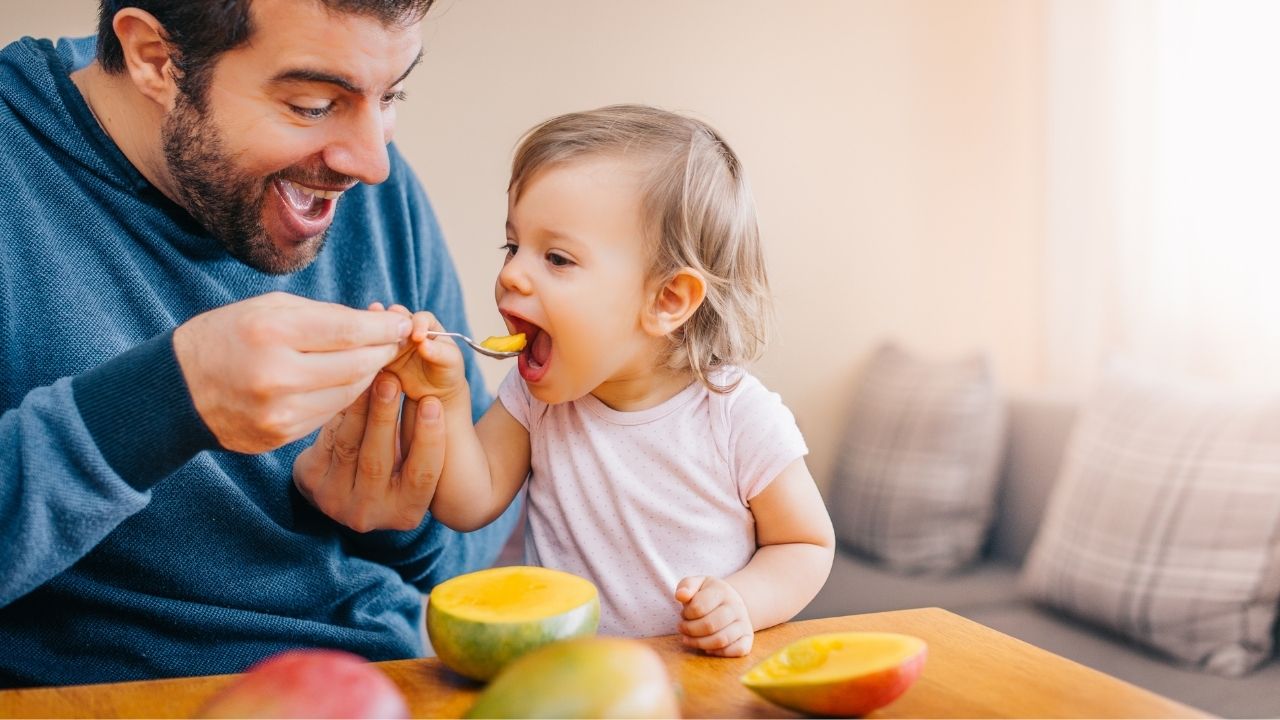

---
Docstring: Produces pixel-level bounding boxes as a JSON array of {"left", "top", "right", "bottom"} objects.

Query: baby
[{"left": 386, "top": 104, "right": 833, "bottom": 657}]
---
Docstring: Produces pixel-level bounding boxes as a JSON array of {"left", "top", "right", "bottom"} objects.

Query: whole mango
[
  {"left": 465, "top": 637, "right": 680, "bottom": 719},
  {"left": 197, "top": 649, "right": 408, "bottom": 719}
]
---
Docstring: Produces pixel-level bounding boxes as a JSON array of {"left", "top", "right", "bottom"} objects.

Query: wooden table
[{"left": 0, "top": 607, "right": 1209, "bottom": 718}]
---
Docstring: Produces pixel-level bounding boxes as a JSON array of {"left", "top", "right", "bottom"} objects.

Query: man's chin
[{"left": 228, "top": 231, "right": 328, "bottom": 275}]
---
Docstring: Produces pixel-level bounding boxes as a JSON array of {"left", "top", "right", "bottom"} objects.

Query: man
[{"left": 0, "top": 0, "right": 516, "bottom": 687}]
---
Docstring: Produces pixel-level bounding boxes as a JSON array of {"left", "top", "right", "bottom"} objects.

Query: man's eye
[
  {"left": 381, "top": 90, "right": 408, "bottom": 107},
  {"left": 289, "top": 102, "right": 333, "bottom": 119},
  {"left": 547, "top": 252, "right": 573, "bottom": 267}
]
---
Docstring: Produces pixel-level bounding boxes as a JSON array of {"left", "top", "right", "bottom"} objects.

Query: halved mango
[
  {"left": 427, "top": 566, "right": 599, "bottom": 681},
  {"left": 740, "top": 632, "right": 926, "bottom": 716},
  {"left": 479, "top": 333, "right": 527, "bottom": 353}
]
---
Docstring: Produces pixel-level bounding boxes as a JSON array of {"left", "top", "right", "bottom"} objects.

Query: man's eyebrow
[{"left": 269, "top": 50, "right": 424, "bottom": 95}]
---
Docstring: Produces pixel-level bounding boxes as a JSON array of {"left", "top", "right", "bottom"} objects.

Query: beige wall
[{"left": 4, "top": 0, "right": 1046, "bottom": 493}]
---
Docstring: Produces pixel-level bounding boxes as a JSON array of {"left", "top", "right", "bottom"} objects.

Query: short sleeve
[
  {"left": 496, "top": 368, "right": 533, "bottom": 430},
  {"left": 725, "top": 374, "right": 809, "bottom": 504}
]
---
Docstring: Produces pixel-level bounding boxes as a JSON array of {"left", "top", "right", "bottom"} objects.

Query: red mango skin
[{"left": 197, "top": 649, "right": 409, "bottom": 719}]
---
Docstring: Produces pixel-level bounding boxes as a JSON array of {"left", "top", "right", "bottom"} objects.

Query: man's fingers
[
  {"left": 396, "top": 394, "right": 417, "bottom": 450},
  {"left": 286, "top": 304, "right": 412, "bottom": 351},
  {"left": 328, "top": 383, "right": 374, "bottom": 484},
  {"left": 396, "top": 397, "right": 446, "bottom": 527},
  {"left": 297, "top": 344, "right": 406, "bottom": 390},
  {"left": 351, "top": 373, "right": 403, "bottom": 501}
]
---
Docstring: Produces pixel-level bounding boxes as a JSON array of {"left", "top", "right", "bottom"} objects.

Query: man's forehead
[{"left": 242, "top": 0, "right": 424, "bottom": 87}]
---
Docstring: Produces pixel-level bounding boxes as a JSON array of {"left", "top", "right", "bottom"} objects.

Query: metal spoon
[{"left": 424, "top": 331, "right": 522, "bottom": 359}]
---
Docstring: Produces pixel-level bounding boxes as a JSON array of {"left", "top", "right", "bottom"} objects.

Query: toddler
[{"left": 386, "top": 104, "right": 834, "bottom": 657}]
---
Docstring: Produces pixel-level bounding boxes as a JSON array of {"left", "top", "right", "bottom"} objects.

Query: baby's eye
[
  {"left": 546, "top": 252, "right": 573, "bottom": 268},
  {"left": 499, "top": 242, "right": 517, "bottom": 258},
  {"left": 380, "top": 90, "right": 407, "bottom": 108}
]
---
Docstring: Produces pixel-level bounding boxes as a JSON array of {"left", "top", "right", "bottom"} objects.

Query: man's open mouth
[{"left": 275, "top": 179, "right": 344, "bottom": 219}]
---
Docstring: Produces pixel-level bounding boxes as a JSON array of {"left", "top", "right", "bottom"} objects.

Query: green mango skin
[
  {"left": 427, "top": 598, "right": 599, "bottom": 682},
  {"left": 465, "top": 637, "right": 681, "bottom": 719}
]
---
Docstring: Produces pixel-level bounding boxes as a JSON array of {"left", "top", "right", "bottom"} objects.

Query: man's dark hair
[{"left": 96, "top": 0, "right": 433, "bottom": 106}]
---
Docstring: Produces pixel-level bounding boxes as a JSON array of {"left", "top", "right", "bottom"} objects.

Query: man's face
[{"left": 162, "top": 0, "right": 423, "bottom": 274}]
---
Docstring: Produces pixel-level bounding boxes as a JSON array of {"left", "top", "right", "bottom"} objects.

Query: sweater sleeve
[{"left": 0, "top": 332, "right": 220, "bottom": 608}]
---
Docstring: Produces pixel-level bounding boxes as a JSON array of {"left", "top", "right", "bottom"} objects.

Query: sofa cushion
[
  {"left": 797, "top": 550, "right": 1021, "bottom": 621},
  {"left": 964, "top": 603, "right": 1280, "bottom": 718},
  {"left": 1020, "top": 366, "right": 1280, "bottom": 676},
  {"left": 826, "top": 344, "right": 1006, "bottom": 572},
  {"left": 988, "top": 395, "right": 1077, "bottom": 565}
]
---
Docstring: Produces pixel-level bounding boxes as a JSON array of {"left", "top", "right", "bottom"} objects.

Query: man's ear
[
  {"left": 112, "top": 8, "right": 180, "bottom": 110},
  {"left": 641, "top": 267, "right": 707, "bottom": 337}
]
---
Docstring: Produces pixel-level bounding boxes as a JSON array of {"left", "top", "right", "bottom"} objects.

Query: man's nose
[{"left": 323, "top": 102, "right": 392, "bottom": 185}]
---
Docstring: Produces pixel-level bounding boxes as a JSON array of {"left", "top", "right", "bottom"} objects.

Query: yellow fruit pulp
[
  {"left": 431, "top": 566, "right": 597, "bottom": 623},
  {"left": 478, "top": 333, "right": 527, "bottom": 352},
  {"left": 741, "top": 632, "right": 926, "bottom": 686}
]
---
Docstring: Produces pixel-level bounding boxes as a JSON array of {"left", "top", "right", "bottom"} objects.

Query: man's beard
[{"left": 161, "top": 94, "right": 348, "bottom": 275}]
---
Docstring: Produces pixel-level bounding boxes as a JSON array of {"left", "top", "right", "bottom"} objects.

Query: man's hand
[
  {"left": 674, "top": 575, "right": 755, "bottom": 657},
  {"left": 292, "top": 372, "right": 446, "bottom": 533},
  {"left": 173, "top": 292, "right": 412, "bottom": 454}
]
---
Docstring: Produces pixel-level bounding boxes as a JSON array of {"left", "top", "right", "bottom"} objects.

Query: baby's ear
[{"left": 641, "top": 267, "right": 706, "bottom": 337}]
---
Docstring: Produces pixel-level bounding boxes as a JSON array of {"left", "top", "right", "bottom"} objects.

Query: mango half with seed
[
  {"left": 740, "top": 632, "right": 926, "bottom": 717},
  {"left": 427, "top": 565, "right": 599, "bottom": 681},
  {"left": 478, "top": 333, "right": 526, "bottom": 353}
]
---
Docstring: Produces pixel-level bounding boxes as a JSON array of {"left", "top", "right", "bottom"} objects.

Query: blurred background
[{"left": 7, "top": 0, "right": 1278, "bottom": 493}]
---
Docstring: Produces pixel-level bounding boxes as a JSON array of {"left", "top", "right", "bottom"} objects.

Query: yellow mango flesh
[
  {"left": 741, "top": 632, "right": 926, "bottom": 716},
  {"left": 478, "top": 333, "right": 526, "bottom": 353},
  {"left": 427, "top": 566, "right": 599, "bottom": 682},
  {"left": 431, "top": 565, "right": 597, "bottom": 623}
]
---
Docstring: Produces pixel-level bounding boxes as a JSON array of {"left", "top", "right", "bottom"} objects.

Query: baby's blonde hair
[{"left": 509, "top": 104, "right": 771, "bottom": 392}]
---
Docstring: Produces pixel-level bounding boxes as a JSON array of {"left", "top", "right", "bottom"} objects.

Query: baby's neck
[{"left": 589, "top": 366, "right": 698, "bottom": 412}]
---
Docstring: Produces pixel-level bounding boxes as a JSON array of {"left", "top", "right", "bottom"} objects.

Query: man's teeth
[{"left": 281, "top": 179, "right": 343, "bottom": 201}]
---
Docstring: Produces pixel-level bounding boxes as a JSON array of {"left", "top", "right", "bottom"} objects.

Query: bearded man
[{"left": 0, "top": 0, "right": 517, "bottom": 686}]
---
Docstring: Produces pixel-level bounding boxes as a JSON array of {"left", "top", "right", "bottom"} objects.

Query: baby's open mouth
[{"left": 503, "top": 315, "right": 553, "bottom": 378}]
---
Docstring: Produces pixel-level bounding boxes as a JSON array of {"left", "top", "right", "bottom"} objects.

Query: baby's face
[{"left": 496, "top": 156, "right": 663, "bottom": 405}]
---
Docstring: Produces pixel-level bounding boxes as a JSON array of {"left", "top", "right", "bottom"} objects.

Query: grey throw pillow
[
  {"left": 827, "top": 344, "right": 1005, "bottom": 572},
  {"left": 1020, "top": 365, "right": 1280, "bottom": 676}
]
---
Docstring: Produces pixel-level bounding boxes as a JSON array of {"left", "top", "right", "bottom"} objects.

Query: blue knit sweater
[{"left": 0, "top": 36, "right": 516, "bottom": 687}]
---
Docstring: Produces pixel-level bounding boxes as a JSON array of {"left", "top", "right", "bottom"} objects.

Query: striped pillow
[
  {"left": 1020, "top": 366, "right": 1280, "bottom": 676},
  {"left": 827, "top": 344, "right": 1005, "bottom": 572}
]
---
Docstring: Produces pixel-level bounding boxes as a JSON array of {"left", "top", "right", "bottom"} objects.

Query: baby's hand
[
  {"left": 674, "top": 575, "right": 754, "bottom": 657},
  {"left": 373, "top": 303, "right": 467, "bottom": 403}
]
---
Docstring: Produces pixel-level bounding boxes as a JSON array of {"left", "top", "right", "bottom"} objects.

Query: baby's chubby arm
[
  {"left": 378, "top": 305, "right": 531, "bottom": 532},
  {"left": 675, "top": 458, "right": 835, "bottom": 657}
]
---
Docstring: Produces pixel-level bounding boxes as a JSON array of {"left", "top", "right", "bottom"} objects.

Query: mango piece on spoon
[{"left": 479, "top": 333, "right": 527, "bottom": 353}]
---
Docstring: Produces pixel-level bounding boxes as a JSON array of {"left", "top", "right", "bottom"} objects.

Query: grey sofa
[{"left": 798, "top": 395, "right": 1280, "bottom": 718}]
